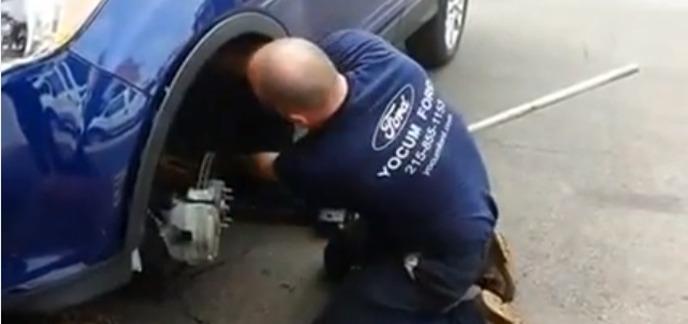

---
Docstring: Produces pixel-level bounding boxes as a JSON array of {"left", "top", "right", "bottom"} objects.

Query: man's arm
[{"left": 249, "top": 152, "right": 279, "bottom": 181}]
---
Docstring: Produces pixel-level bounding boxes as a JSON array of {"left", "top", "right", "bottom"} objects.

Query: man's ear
[{"left": 287, "top": 113, "right": 310, "bottom": 128}]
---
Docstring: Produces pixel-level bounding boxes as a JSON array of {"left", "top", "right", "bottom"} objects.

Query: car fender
[{"left": 125, "top": 12, "right": 288, "bottom": 252}]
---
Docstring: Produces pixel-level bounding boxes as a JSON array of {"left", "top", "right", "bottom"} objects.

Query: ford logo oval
[{"left": 371, "top": 84, "right": 415, "bottom": 151}]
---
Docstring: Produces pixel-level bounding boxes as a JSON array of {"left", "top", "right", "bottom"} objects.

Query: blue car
[{"left": 1, "top": 0, "right": 468, "bottom": 312}]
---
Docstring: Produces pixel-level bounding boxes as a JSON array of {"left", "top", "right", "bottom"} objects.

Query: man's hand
[{"left": 249, "top": 152, "right": 279, "bottom": 181}]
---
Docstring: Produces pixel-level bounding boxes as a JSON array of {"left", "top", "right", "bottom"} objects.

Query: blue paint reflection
[
  {"left": 72, "top": 0, "right": 212, "bottom": 91},
  {"left": 2, "top": 53, "right": 148, "bottom": 287}
]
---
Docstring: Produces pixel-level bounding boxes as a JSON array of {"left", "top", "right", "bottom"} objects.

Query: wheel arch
[{"left": 124, "top": 11, "right": 289, "bottom": 252}]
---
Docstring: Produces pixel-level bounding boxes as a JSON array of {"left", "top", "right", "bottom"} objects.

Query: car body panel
[
  {"left": 2, "top": 51, "right": 148, "bottom": 291},
  {"left": 259, "top": 0, "right": 408, "bottom": 40},
  {"left": 70, "top": 0, "right": 239, "bottom": 93}
]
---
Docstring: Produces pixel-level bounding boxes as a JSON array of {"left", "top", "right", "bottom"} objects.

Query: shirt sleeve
[
  {"left": 274, "top": 147, "right": 303, "bottom": 190},
  {"left": 318, "top": 29, "right": 397, "bottom": 74},
  {"left": 274, "top": 138, "right": 344, "bottom": 207},
  {"left": 274, "top": 142, "right": 325, "bottom": 204}
]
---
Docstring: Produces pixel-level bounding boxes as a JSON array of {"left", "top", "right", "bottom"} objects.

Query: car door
[{"left": 248, "top": 0, "right": 413, "bottom": 40}]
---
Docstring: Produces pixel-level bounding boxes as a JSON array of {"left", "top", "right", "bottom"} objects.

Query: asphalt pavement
[
  {"left": 441, "top": 1, "right": 688, "bottom": 323},
  {"left": 9, "top": 0, "right": 688, "bottom": 323}
]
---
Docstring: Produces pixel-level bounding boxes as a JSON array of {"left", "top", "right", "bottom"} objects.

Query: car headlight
[{"left": 1, "top": 0, "right": 104, "bottom": 71}]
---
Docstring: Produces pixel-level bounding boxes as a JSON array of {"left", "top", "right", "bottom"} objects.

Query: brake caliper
[{"left": 159, "top": 152, "right": 233, "bottom": 265}]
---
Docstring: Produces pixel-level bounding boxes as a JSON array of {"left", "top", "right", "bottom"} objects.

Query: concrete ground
[{"left": 9, "top": 0, "right": 688, "bottom": 323}]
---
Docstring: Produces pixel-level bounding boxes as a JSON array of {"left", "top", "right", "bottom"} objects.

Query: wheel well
[{"left": 125, "top": 12, "right": 288, "bottom": 252}]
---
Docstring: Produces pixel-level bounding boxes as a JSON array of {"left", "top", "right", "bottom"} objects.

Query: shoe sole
[
  {"left": 488, "top": 231, "right": 516, "bottom": 302},
  {"left": 476, "top": 289, "right": 523, "bottom": 324}
]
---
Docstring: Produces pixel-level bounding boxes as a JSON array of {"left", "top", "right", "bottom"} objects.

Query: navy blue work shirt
[{"left": 275, "top": 30, "right": 497, "bottom": 253}]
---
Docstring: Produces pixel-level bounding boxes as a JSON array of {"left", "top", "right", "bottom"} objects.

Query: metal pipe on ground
[{"left": 467, "top": 64, "right": 640, "bottom": 133}]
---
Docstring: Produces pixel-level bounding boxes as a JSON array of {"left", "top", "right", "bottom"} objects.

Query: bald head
[{"left": 247, "top": 38, "right": 339, "bottom": 113}]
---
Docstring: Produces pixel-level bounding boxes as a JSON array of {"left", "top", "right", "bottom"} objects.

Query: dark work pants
[{"left": 315, "top": 222, "right": 489, "bottom": 324}]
